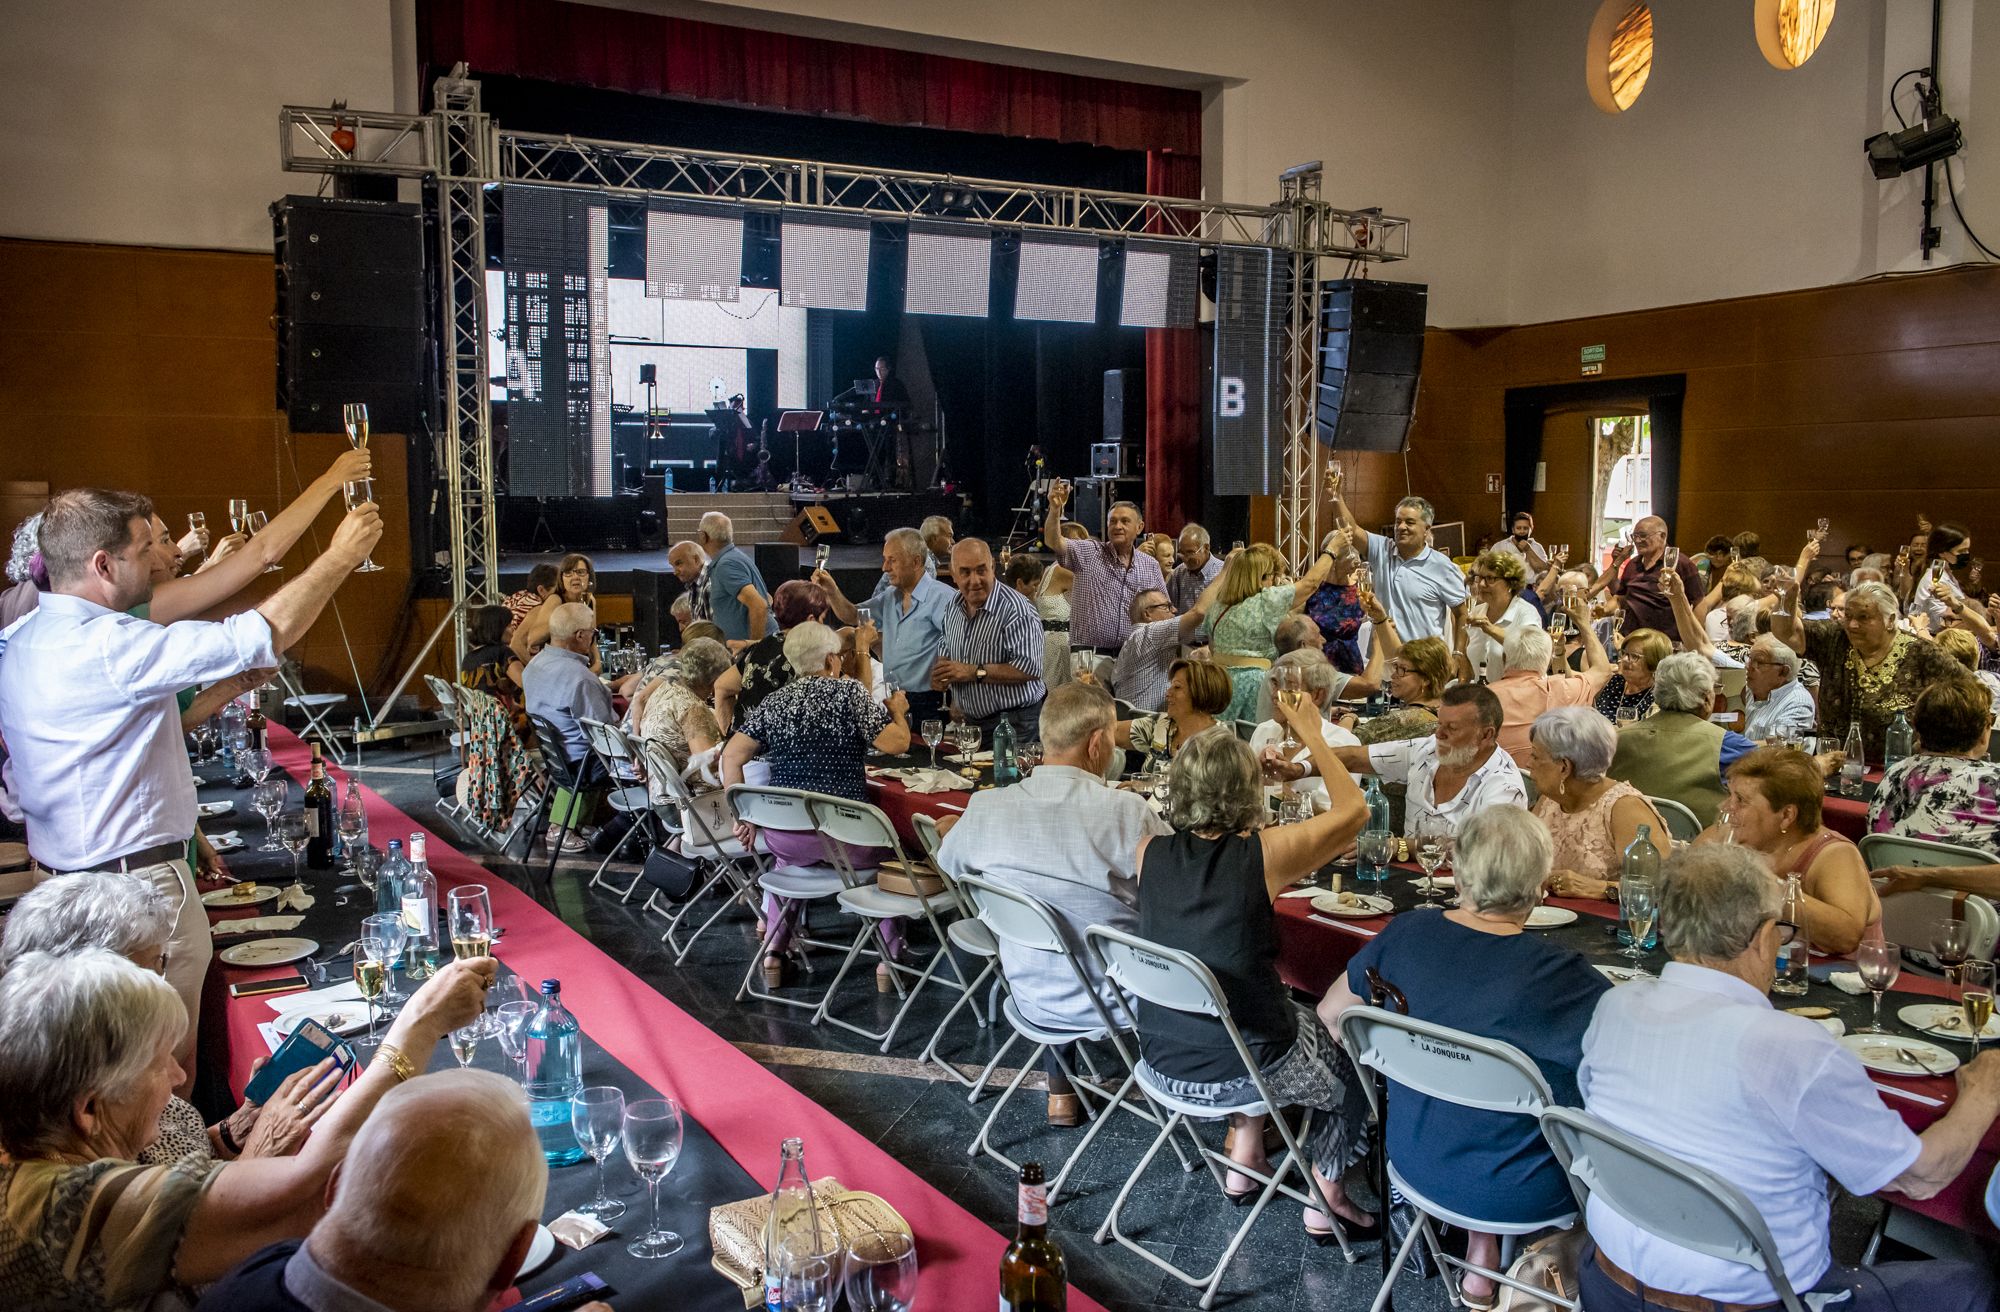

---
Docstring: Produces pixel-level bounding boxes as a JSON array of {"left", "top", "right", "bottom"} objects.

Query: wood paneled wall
[{"left": 1279, "top": 265, "right": 2000, "bottom": 568}]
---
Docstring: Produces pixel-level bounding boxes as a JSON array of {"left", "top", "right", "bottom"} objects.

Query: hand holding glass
[{"left": 354, "top": 937, "right": 390, "bottom": 1048}]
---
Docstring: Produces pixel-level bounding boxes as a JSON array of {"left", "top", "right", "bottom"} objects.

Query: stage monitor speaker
[
  {"left": 1103, "top": 368, "right": 1145, "bottom": 444},
  {"left": 272, "top": 196, "right": 427, "bottom": 434},
  {"left": 1315, "top": 279, "right": 1426, "bottom": 453},
  {"left": 780, "top": 505, "right": 841, "bottom": 546},
  {"left": 630, "top": 568, "right": 684, "bottom": 652},
  {"left": 1069, "top": 477, "right": 1110, "bottom": 538},
  {"left": 755, "top": 541, "right": 803, "bottom": 589}
]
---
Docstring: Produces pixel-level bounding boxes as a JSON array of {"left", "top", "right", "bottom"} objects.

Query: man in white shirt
[
  {"left": 1742, "top": 635, "right": 1817, "bottom": 742},
  {"left": 0, "top": 487, "right": 381, "bottom": 1068},
  {"left": 1577, "top": 844, "right": 2000, "bottom": 1312},
  {"left": 1324, "top": 684, "right": 1529, "bottom": 835},
  {"left": 934, "top": 681, "right": 1169, "bottom": 1127}
]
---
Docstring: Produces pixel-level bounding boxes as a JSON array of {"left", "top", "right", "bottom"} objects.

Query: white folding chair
[
  {"left": 422, "top": 675, "right": 468, "bottom": 824},
  {"left": 1085, "top": 924, "right": 1357, "bottom": 1306},
  {"left": 278, "top": 665, "right": 349, "bottom": 763},
  {"left": 1338, "top": 1006, "right": 1579, "bottom": 1312},
  {"left": 726, "top": 784, "right": 876, "bottom": 1017},
  {"left": 1539, "top": 1105, "right": 1810, "bottom": 1312},
  {"left": 910, "top": 813, "right": 1008, "bottom": 1100},
  {"left": 641, "top": 741, "right": 764, "bottom": 963},
  {"left": 578, "top": 717, "right": 670, "bottom": 900},
  {"left": 1645, "top": 795, "right": 1703, "bottom": 844},
  {"left": 1859, "top": 832, "right": 2000, "bottom": 964}
]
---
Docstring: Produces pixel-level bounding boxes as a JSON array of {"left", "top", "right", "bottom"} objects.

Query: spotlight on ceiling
[
  {"left": 922, "top": 181, "right": 979, "bottom": 217},
  {"left": 1865, "top": 115, "right": 1963, "bottom": 179}
]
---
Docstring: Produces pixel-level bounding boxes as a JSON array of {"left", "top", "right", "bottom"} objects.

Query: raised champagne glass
[{"left": 341, "top": 402, "right": 384, "bottom": 573}]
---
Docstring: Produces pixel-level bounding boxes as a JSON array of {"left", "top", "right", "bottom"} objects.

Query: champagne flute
[
  {"left": 343, "top": 480, "right": 385, "bottom": 573},
  {"left": 571, "top": 1086, "right": 628, "bottom": 1221},
  {"left": 275, "top": 812, "right": 310, "bottom": 890},
  {"left": 245, "top": 510, "right": 282, "bottom": 573},
  {"left": 1962, "top": 961, "right": 1995, "bottom": 1054},
  {"left": 920, "top": 719, "right": 944, "bottom": 770},
  {"left": 1620, "top": 879, "right": 1657, "bottom": 973},
  {"left": 448, "top": 1022, "right": 480, "bottom": 1068},
  {"left": 1853, "top": 940, "right": 1900, "bottom": 1034},
  {"left": 494, "top": 999, "right": 538, "bottom": 1083},
  {"left": 342, "top": 402, "right": 370, "bottom": 449},
  {"left": 1810, "top": 517, "right": 1830, "bottom": 546},
  {"left": 188, "top": 510, "right": 206, "bottom": 539},
  {"left": 843, "top": 1229, "right": 919, "bottom": 1312},
  {"left": 227, "top": 498, "right": 250, "bottom": 535},
  {"left": 448, "top": 886, "right": 498, "bottom": 1035},
  {"left": 252, "top": 779, "right": 287, "bottom": 851},
  {"left": 354, "top": 936, "right": 390, "bottom": 1048},
  {"left": 623, "top": 1097, "right": 685, "bottom": 1259}
]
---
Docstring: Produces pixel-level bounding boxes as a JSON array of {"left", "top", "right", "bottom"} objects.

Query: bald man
[
  {"left": 1597, "top": 515, "right": 1702, "bottom": 643},
  {"left": 195, "top": 1070, "right": 606, "bottom": 1312}
]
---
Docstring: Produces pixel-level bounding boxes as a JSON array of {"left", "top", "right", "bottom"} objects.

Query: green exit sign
[{"left": 1580, "top": 344, "right": 1606, "bottom": 364}]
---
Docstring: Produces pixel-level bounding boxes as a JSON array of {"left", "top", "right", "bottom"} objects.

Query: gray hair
[
  {"left": 321, "top": 1070, "right": 547, "bottom": 1312},
  {"left": 1177, "top": 523, "right": 1210, "bottom": 548},
  {"left": 670, "top": 593, "right": 693, "bottom": 622},
  {"left": 0, "top": 949, "right": 186, "bottom": 1158},
  {"left": 6, "top": 511, "right": 42, "bottom": 583},
  {"left": 1273, "top": 613, "right": 1321, "bottom": 657},
  {"left": 1659, "top": 844, "right": 1782, "bottom": 963},
  {"left": 674, "top": 637, "right": 733, "bottom": 689},
  {"left": 698, "top": 511, "right": 735, "bottom": 545},
  {"left": 548, "top": 602, "right": 595, "bottom": 644},
  {"left": 1531, "top": 705, "right": 1617, "bottom": 781},
  {"left": 1652, "top": 651, "right": 1717, "bottom": 714},
  {"left": 1128, "top": 589, "right": 1169, "bottom": 624},
  {"left": 1845, "top": 581, "right": 1899, "bottom": 623},
  {"left": 1725, "top": 596, "right": 1760, "bottom": 643},
  {"left": 783, "top": 619, "right": 843, "bottom": 676},
  {"left": 883, "top": 527, "right": 926, "bottom": 562},
  {"left": 1750, "top": 634, "right": 1799, "bottom": 681},
  {"left": 0, "top": 873, "right": 173, "bottom": 973},
  {"left": 1039, "top": 681, "right": 1115, "bottom": 755},
  {"left": 1395, "top": 496, "right": 1436, "bottom": 528},
  {"left": 1272, "top": 648, "right": 1337, "bottom": 703},
  {"left": 1502, "top": 624, "right": 1553, "bottom": 674},
  {"left": 919, "top": 515, "right": 953, "bottom": 542},
  {"left": 1848, "top": 566, "right": 1886, "bottom": 587},
  {"left": 1109, "top": 500, "right": 1143, "bottom": 522},
  {"left": 1454, "top": 807, "right": 1554, "bottom": 917},
  {"left": 1166, "top": 725, "right": 1264, "bottom": 834}
]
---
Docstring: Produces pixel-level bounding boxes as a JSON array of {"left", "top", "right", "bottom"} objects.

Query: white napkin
[
  {"left": 872, "top": 767, "right": 972, "bottom": 795},
  {"left": 1828, "top": 971, "right": 1867, "bottom": 995},
  {"left": 276, "top": 883, "right": 316, "bottom": 912},
  {"left": 198, "top": 800, "right": 236, "bottom": 817},
  {"left": 267, "top": 978, "right": 364, "bottom": 1015},
  {"left": 212, "top": 915, "right": 306, "bottom": 938}
]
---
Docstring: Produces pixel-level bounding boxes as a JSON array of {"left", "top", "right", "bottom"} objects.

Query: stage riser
[{"left": 662, "top": 492, "right": 795, "bottom": 546}]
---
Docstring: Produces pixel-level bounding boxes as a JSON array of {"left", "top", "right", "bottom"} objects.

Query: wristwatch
[{"left": 975, "top": 665, "right": 988, "bottom": 682}]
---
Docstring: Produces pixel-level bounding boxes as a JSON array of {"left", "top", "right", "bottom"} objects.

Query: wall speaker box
[
  {"left": 273, "top": 195, "right": 428, "bottom": 434},
  {"left": 1070, "top": 477, "right": 1109, "bottom": 538},
  {"left": 779, "top": 505, "right": 841, "bottom": 546},
  {"left": 1315, "top": 279, "right": 1427, "bottom": 453},
  {"left": 630, "top": 568, "right": 684, "bottom": 651},
  {"left": 1103, "top": 368, "right": 1145, "bottom": 444}
]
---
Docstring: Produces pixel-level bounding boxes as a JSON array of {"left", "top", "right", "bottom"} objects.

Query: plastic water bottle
[
  {"left": 1840, "top": 720, "right": 1867, "bottom": 799},
  {"left": 992, "top": 714, "right": 1020, "bottom": 786},
  {"left": 399, "top": 835, "right": 439, "bottom": 980},
  {"left": 1883, "top": 710, "right": 1913, "bottom": 771},
  {"left": 219, "top": 699, "right": 247, "bottom": 777},
  {"left": 525, "top": 979, "right": 586, "bottom": 1166},
  {"left": 1359, "top": 776, "right": 1392, "bottom": 882},
  {"left": 375, "top": 839, "right": 409, "bottom": 921},
  {"left": 762, "top": 1138, "right": 824, "bottom": 1309},
  {"left": 1772, "top": 873, "right": 1811, "bottom": 995},
  {"left": 1617, "top": 825, "right": 1661, "bottom": 949}
]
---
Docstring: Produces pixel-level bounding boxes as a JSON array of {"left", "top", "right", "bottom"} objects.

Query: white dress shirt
[
  {"left": 1578, "top": 961, "right": 1920, "bottom": 1303},
  {"left": 1464, "top": 595, "right": 1542, "bottom": 685},
  {"left": 1250, "top": 714, "right": 1361, "bottom": 813},
  {"left": 1744, "top": 678, "right": 1816, "bottom": 742},
  {"left": 0, "top": 592, "right": 279, "bottom": 870},
  {"left": 1367, "top": 736, "right": 1528, "bottom": 836}
]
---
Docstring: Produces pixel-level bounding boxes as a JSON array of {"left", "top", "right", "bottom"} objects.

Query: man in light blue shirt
[
  {"left": 695, "top": 512, "right": 775, "bottom": 645},
  {"left": 1330, "top": 490, "right": 1467, "bottom": 643},
  {"left": 1742, "top": 635, "right": 1816, "bottom": 741},
  {"left": 522, "top": 602, "right": 614, "bottom": 772},
  {"left": 815, "top": 527, "right": 954, "bottom": 723}
]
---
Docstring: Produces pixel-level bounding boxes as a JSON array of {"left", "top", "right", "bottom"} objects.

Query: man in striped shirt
[{"left": 933, "top": 539, "right": 1046, "bottom": 733}]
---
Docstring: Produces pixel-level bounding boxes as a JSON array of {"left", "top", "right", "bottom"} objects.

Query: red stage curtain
[
  {"left": 419, "top": 0, "right": 1201, "bottom": 156},
  {"left": 1144, "top": 151, "right": 1203, "bottom": 534}
]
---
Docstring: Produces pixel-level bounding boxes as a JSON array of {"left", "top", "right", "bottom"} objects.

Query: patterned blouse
[
  {"left": 733, "top": 633, "right": 794, "bottom": 716},
  {"left": 0, "top": 1152, "right": 220, "bottom": 1311},
  {"left": 1593, "top": 673, "right": 1656, "bottom": 724},
  {"left": 138, "top": 1097, "right": 212, "bottom": 1167},
  {"left": 1802, "top": 621, "right": 1964, "bottom": 763},
  {"left": 1534, "top": 779, "right": 1647, "bottom": 881},
  {"left": 740, "top": 676, "right": 887, "bottom": 802},
  {"left": 1866, "top": 754, "right": 2000, "bottom": 858},
  {"left": 1304, "top": 582, "right": 1368, "bottom": 675},
  {"left": 638, "top": 678, "right": 722, "bottom": 773}
]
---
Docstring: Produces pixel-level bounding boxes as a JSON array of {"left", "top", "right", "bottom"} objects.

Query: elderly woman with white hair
[
  {"left": 1135, "top": 705, "right": 1375, "bottom": 1241},
  {"left": 1529, "top": 708, "right": 1669, "bottom": 902},
  {"left": 1605, "top": 652, "right": 1756, "bottom": 829},
  {"left": 1251, "top": 649, "right": 1362, "bottom": 812},
  {"left": 636, "top": 636, "right": 731, "bottom": 772},
  {"left": 0, "top": 873, "right": 338, "bottom": 1167},
  {"left": 1489, "top": 601, "right": 1612, "bottom": 767},
  {"left": 1, "top": 509, "right": 45, "bottom": 628},
  {"left": 721, "top": 619, "right": 911, "bottom": 989},
  {"left": 0, "top": 949, "right": 492, "bottom": 1312},
  {"left": 1772, "top": 576, "right": 1962, "bottom": 764},
  {"left": 1320, "top": 807, "right": 1608, "bottom": 1307}
]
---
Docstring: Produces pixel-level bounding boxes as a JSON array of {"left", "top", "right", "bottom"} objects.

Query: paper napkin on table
[
  {"left": 1827, "top": 971, "right": 1867, "bottom": 995},
  {"left": 212, "top": 915, "right": 306, "bottom": 938},
  {"left": 276, "top": 883, "right": 315, "bottom": 912},
  {"left": 870, "top": 767, "right": 972, "bottom": 795}
]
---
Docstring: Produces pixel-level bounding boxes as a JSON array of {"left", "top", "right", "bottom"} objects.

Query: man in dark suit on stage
[{"left": 872, "top": 354, "right": 911, "bottom": 407}]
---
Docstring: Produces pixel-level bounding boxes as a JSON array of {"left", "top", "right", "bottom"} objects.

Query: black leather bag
[{"left": 640, "top": 844, "right": 704, "bottom": 903}]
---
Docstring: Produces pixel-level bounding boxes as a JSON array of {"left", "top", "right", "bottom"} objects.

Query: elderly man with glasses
[
  {"left": 522, "top": 602, "right": 613, "bottom": 779},
  {"left": 1741, "top": 635, "right": 1815, "bottom": 742},
  {"left": 1589, "top": 515, "right": 1703, "bottom": 644},
  {"left": 1110, "top": 588, "right": 1207, "bottom": 712}
]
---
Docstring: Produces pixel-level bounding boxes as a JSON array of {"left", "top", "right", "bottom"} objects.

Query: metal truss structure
[{"left": 278, "top": 73, "right": 1410, "bottom": 625}]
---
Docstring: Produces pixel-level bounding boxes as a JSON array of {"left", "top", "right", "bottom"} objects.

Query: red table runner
[{"left": 212, "top": 729, "right": 1109, "bottom": 1311}]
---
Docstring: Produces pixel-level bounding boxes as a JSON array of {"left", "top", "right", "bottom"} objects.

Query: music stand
[{"left": 777, "top": 410, "right": 824, "bottom": 493}]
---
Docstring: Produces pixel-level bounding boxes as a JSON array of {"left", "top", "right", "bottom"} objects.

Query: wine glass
[
  {"left": 1355, "top": 830, "right": 1392, "bottom": 889},
  {"left": 337, "top": 788, "right": 367, "bottom": 869},
  {"left": 248, "top": 511, "right": 281, "bottom": 573},
  {"left": 1853, "top": 940, "right": 1901, "bottom": 1034},
  {"left": 251, "top": 779, "right": 287, "bottom": 851},
  {"left": 495, "top": 999, "right": 537, "bottom": 1082},
  {"left": 188, "top": 510, "right": 207, "bottom": 539},
  {"left": 1412, "top": 824, "right": 1451, "bottom": 905},
  {"left": 448, "top": 886, "right": 498, "bottom": 1035},
  {"left": 342, "top": 480, "right": 385, "bottom": 573},
  {"left": 448, "top": 1022, "right": 480, "bottom": 1068},
  {"left": 622, "top": 1097, "right": 685, "bottom": 1259},
  {"left": 920, "top": 719, "right": 944, "bottom": 770},
  {"left": 275, "top": 812, "right": 310, "bottom": 889},
  {"left": 1932, "top": 917, "right": 1973, "bottom": 985},
  {"left": 362, "top": 912, "right": 409, "bottom": 1007},
  {"left": 953, "top": 722, "right": 981, "bottom": 766},
  {"left": 243, "top": 747, "right": 274, "bottom": 786},
  {"left": 842, "top": 1229, "right": 919, "bottom": 1311},
  {"left": 1663, "top": 546, "right": 1680, "bottom": 571},
  {"left": 571, "top": 1086, "right": 628, "bottom": 1221},
  {"left": 351, "top": 844, "right": 381, "bottom": 903},
  {"left": 227, "top": 497, "right": 250, "bottom": 535},
  {"left": 777, "top": 1240, "right": 843, "bottom": 1312},
  {"left": 1019, "top": 740, "right": 1043, "bottom": 775},
  {"left": 1770, "top": 565, "right": 1796, "bottom": 618},
  {"left": 1619, "top": 878, "right": 1657, "bottom": 974},
  {"left": 354, "top": 936, "right": 391, "bottom": 1048},
  {"left": 1961, "top": 961, "right": 1995, "bottom": 1054},
  {"left": 1809, "top": 517, "right": 1830, "bottom": 546},
  {"left": 190, "top": 717, "right": 219, "bottom": 763}
]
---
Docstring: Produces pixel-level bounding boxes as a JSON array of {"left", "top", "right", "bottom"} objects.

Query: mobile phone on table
[
  {"left": 246, "top": 1017, "right": 356, "bottom": 1104},
  {"left": 229, "top": 972, "right": 309, "bottom": 999}
]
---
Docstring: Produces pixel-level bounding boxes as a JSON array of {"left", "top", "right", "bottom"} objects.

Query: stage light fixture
[
  {"left": 922, "top": 181, "right": 980, "bottom": 217},
  {"left": 1864, "top": 114, "right": 1962, "bottom": 180}
]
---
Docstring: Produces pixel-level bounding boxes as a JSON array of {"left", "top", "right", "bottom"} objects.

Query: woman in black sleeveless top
[{"left": 1135, "top": 699, "right": 1376, "bottom": 1239}]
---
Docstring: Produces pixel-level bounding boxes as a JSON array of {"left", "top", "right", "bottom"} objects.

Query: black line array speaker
[
  {"left": 1103, "top": 368, "right": 1144, "bottom": 444},
  {"left": 272, "top": 195, "right": 428, "bottom": 433},
  {"left": 630, "top": 568, "right": 685, "bottom": 652},
  {"left": 754, "top": 542, "right": 804, "bottom": 590},
  {"left": 1315, "top": 279, "right": 1427, "bottom": 453}
]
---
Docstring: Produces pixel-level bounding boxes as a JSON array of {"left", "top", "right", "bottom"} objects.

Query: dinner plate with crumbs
[
  {"left": 1525, "top": 907, "right": 1578, "bottom": 929},
  {"left": 218, "top": 937, "right": 319, "bottom": 968},
  {"left": 1839, "top": 1034, "right": 1959, "bottom": 1078},
  {"left": 1310, "top": 891, "right": 1393, "bottom": 918},
  {"left": 1897, "top": 1003, "right": 2000, "bottom": 1042},
  {"left": 273, "top": 1001, "right": 370, "bottom": 1039},
  {"left": 201, "top": 883, "right": 279, "bottom": 908}
]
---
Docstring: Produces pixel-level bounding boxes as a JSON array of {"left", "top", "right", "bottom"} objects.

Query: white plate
[
  {"left": 1897, "top": 1002, "right": 2000, "bottom": 1042},
  {"left": 1525, "top": 906, "right": 1578, "bottom": 929},
  {"left": 197, "top": 800, "right": 235, "bottom": 817},
  {"left": 1311, "top": 891, "right": 1393, "bottom": 918},
  {"left": 201, "top": 884, "right": 280, "bottom": 908},
  {"left": 273, "top": 1000, "right": 371, "bottom": 1038},
  {"left": 218, "top": 936, "right": 319, "bottom": 967},
  {"left": 515, "top": 1224, "right": 557, "bottom": 1279},
  {"left": 211, "top": 835, "right": 246, "bottom": 854},
  {"left": 1838, "top": 1033, "right": 1960, "bottom": 1078}
]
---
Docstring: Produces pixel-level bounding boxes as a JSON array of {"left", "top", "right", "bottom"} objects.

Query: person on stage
[{"left": 871, "top": 354, "right": 910, "bottom": 407}]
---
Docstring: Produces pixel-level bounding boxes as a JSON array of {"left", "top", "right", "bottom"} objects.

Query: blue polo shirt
[
  {"left": 862, "top": 573, "right": 955, "bottom": 693},
  {"left": 1367, "top": 535, "right": 1467, "bottom": 642},
  {"left": 707, "top": 545, "right": 776, "bottom": 642}
]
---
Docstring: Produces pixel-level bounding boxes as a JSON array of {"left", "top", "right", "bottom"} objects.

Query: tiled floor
[{"left": 347, "top": 738, "right": 1887, "bottom": 1311}]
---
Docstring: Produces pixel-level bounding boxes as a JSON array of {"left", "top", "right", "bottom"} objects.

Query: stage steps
[{"left": 662, "top": 492, "right": 794, "bottom": 546}]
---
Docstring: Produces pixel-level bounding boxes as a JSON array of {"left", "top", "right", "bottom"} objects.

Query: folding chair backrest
[
  {"left": 1085, "top": 924, "right": 1225, "bottom": 1017},
  {"left": 956, "top": 872, "right": 1069, "bottom": 955},
  {"left": 1539, "top": 1106, "right": 1805, "bottom": 1312},
  {"left": 1858, "top": 831, "right": 1995, "bottom": 871},
  {"left": 1646, "top": 796, "right": 1703, "bottom": 844},
  {"left": 642, "top": 741, "right": 740, "bottom": 857},
  {"left": 910, "top": 814, "right": 974, "bottom": 917},
  {"left": 726, "top": 784, "right": 818, "bottom": 834},
  {"left": 580, "top": 716, "right": 639, "bottom": 764},
  {"left": 1715, "top": 665, "right": 1747, "bottom": 707},
  {"left": 1337, "top": 1006, "right": 1555, "bottom": 1118},
  {"left": 1861, "top": 833, "right": 2000, "bottom": 961},
  {"left": 425, "top": 674, "right": 459, "bottom": 712},
  {"left": 526, "top": 713, "right": 582, "bottom": 789},
  {"left": 806, "top": 796, "right": 903, "bottom": 858},
  {"left": 1231, "top": 719, "right": 1258, "bottom": 743}
]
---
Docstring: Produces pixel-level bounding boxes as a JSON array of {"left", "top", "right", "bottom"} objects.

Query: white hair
[
  {"left": 1177, "top": 523, "right": 1210, "bottom": 548},
  {"left": 1502, "top": 624, "right": 1553, "bottom": 674},
  {"left": 1845, "top": 581, "right": 1900, "bottom": 623},
  {"left": 919, "top": 515, "right": 953, "bottom": 542},
  {"left": 1750, "top": 634, "right": 1799, "bottom": 681},
  {"left": 1272, "top": 648, "right": 1338, "bottom": 703},
  {"left": 320, "top": 1070, "right": 547, "bottom": 1312},
  {"left": 883, "top": 527, "right": 926, "bottom": 561},
  {"left": 6, "top": 511, "right": 42, "bottom": 583},
  {"left": 1454, "top": 808, "right": 1554, "bottom": 917},
  {"left": 1531, "top": 705, "right": 1617, "bottom": 780},
  {"left": 1652, "top": 651, "right": 1717, "bottom": 714},
  {"left": 674, "top": 636, "right": 733, "bottom": 688},
  {"left": 1724, "top": 596, "right": 1759, "bottom": 643},
  {"left": 1660, "top": 844, "right": 1782, "bottom": 962},
  {"left": 783, "top": 620, "right": 843, "bottom": 676},
  {"left": 548, "top": 602, "right": 595, "bottom": 644},
  {"left": 698, "top": 511, "right": 735, "bottom": 545},
  {"left": 0, "top": 872, "right": 173, "bottom": 973},
  {"left": 0, "top": 949, "right": 186, "bottom": 1157}
]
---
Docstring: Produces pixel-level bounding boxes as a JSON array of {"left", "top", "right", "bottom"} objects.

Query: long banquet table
[
  {"left": 862, "top": 754, "right": 2000, "bottom": 1246},
  {"left": 196, "top": 728, "right": 1110, "bottom": 1311}
]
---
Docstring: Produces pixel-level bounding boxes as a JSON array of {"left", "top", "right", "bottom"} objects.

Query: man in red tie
[{"left": 872, "top": 354, "right": 910, "bottom": 406}]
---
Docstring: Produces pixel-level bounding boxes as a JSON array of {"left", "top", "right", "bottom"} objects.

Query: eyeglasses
[{"left": 1389, "top": 661, "right": 1416, "bottom": 675}]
